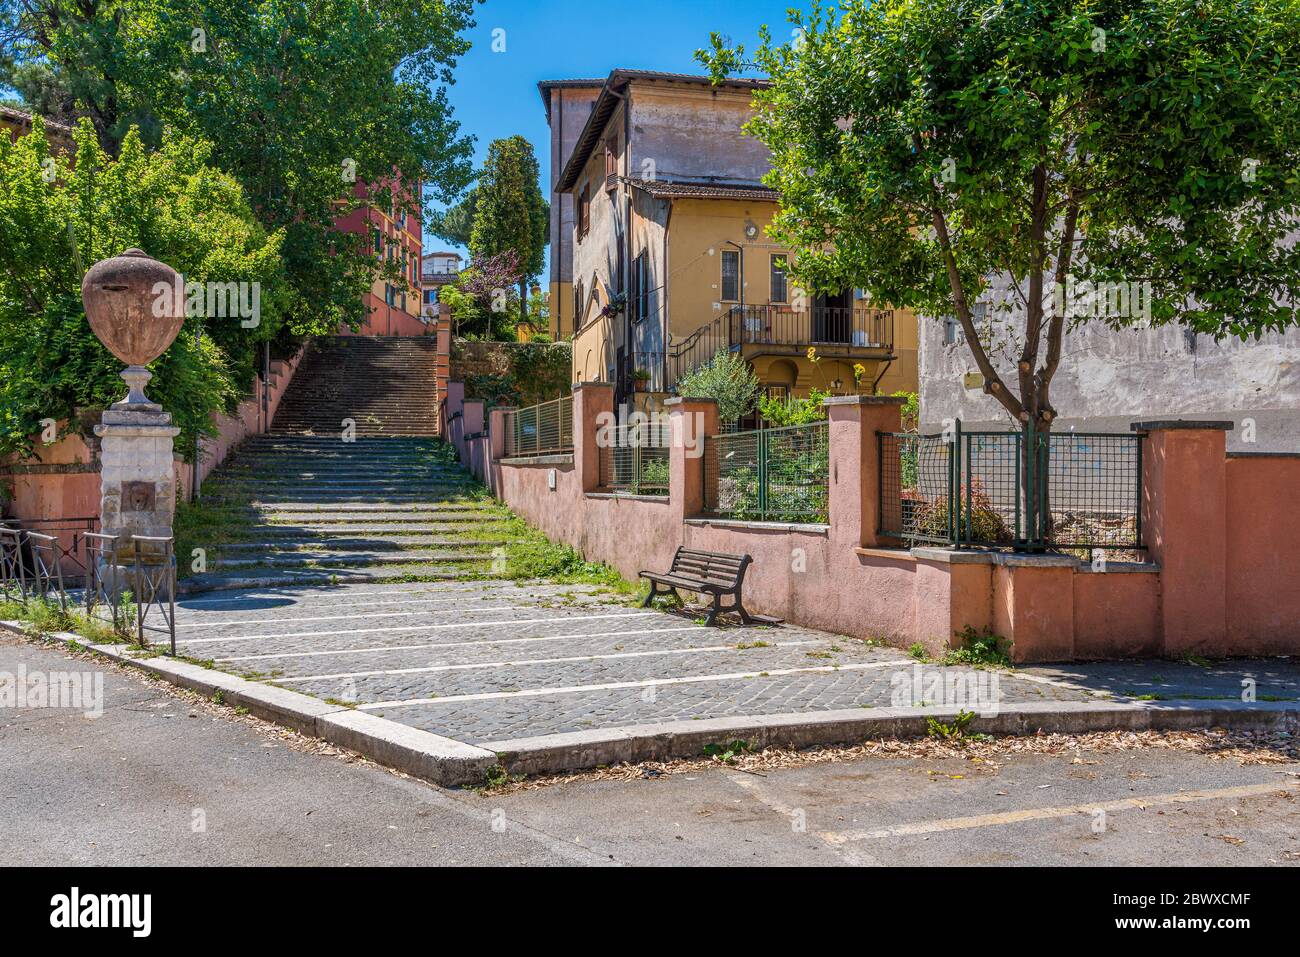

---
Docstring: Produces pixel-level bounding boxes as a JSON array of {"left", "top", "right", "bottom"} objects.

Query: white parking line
[
  {"left": 272, "top": 640, "right": 821, "bottom": 682},
  {"left": 214, "top": 625, "right": 705, "bottom": 662},
  {"left": 357, "top": 661, "right": 899, "bottom": 709},
  {"left": 171, "top": 610, "right": 658, "bottom": 645}
]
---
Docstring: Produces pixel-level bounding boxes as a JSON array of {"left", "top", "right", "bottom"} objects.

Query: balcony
[{"left": 727, "top": 304, "right": 894, "bottom": 356}]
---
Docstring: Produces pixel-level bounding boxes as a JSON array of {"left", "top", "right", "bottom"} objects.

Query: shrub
[{"left": 675, "top": 349, "right": 760, "bottom": 426}]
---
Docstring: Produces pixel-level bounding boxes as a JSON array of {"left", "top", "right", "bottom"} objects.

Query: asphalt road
[{"left": 3, "top": 632, "right": 1298, "bottom": 867}]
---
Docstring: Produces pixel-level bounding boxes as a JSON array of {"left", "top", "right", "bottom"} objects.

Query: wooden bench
[{"left": 640, "top": 546, "right": 754, "bottom": 626}]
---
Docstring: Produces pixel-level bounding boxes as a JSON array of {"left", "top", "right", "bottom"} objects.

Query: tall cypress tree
[{"left": 468, "top": 136, "right": 549, "bottom": 325}]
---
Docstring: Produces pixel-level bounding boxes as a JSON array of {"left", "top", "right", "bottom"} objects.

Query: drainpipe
[{"left": 662, "top": 203, "right": 672, "bottom": 392}]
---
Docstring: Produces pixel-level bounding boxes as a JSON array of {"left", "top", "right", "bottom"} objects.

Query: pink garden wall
[{"left": 443, "top": 382, "right": 1300, "bottom": 664}]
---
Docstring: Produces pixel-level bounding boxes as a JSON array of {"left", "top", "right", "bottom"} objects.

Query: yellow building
[{"left": 545, "top": 70, "right": 918, "bottom": 418}]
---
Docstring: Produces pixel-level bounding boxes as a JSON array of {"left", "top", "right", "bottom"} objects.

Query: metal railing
[
  {"left": 704, "top": 421, "right": 830, "bottom": 523},
  {"left": 506, "top": 396, "right": 574, "bottom": 457},
  {"left": 1, "top": 523, "right": 177, "bottom": 653},
  {"left": 0, "top": 517, "right": 99, "bottom": 587},
  {"left": 599, "top": 420, "right": 671, "bottom": 496},
  {"left": 728, "top": 304, "right": 894, "bottom": 351},
  {"left": 662, "top": 305, "right": 896, "bottom": 393},
  {"left": 878, "top": 420, "right": 1143, "bottom": 551}
]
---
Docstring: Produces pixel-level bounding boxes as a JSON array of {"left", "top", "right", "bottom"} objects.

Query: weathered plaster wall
[
  {"left": 628, "top": 85, "right": 770, "bottom": 185},
  {"left": 919, "top": 291, "right": 1300, "bottom": 450}
]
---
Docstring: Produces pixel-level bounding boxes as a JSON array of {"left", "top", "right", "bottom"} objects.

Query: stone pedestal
[{"left": 94, "top": 406, "right": 180, "bottom": 592}]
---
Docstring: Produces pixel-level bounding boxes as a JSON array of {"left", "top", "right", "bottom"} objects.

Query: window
[
  {"left": 631, "top": 251, "right": 648, "bottom": 323},
  {"left": 770, "top": 255, "right": 788, "bottom": 304},
  {"left": 721, "top": 249, "right": 740, "bottom": 302},
  {"left": 578, "top": 185, "right": 591, "bottom": 239},
  {"left": 605, "top": 138, "right": 618, "bottom": 178},
  {"left": 385, "top": 284, "right": 396, "bottom": 307},
  {"left": 373, "top": 229, "right": 383, "bottom": 254}
]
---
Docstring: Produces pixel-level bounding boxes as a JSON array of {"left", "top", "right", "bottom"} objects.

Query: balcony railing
[{"left": 727, "top": 305, "right": 894, "bottom": 351}]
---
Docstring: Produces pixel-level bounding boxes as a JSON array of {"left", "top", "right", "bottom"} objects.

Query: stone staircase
[
  {"left": 271, "top": 336, "right": 442, "bottom": 437},
  {"left": 183, "top": 436, "right": 510, "bottom": 591}
]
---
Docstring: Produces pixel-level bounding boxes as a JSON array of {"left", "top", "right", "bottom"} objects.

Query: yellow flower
[{"left": 853, "top": 362, "right": 866, "bottom": 383}]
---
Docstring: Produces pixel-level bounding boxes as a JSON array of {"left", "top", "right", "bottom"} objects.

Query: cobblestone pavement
[{"left": 151, "top": 578, "right": 1299, "bottom": 749}]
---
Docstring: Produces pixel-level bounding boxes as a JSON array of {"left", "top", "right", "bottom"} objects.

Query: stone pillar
[
  {"left": 823, "top": 395, "right": 906, "bottom": 548},
  {"left": 461, "top": 399, "right": 485, "bottom": 473},
  {"left": 95, "top": 408, "right": 181, "bottom": 558},
  {"left": 573, "top": 382, "right": 615, "bottom": 493},
  {"left": 489, "top": 407, "right": 515, "bottom": 461},
  {"left": 666, "top": 396, "right": 719, "bottom": 524},
  {"left": 1133, "top": 419, "right": 1232, "bottom": 655}
]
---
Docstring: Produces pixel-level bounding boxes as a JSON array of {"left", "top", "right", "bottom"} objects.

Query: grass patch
[
  {"left": 174, "top": 499, "right": 258, "bottom": 578},
  {"left": 1, "top": 596, "right": 131, "bottom": 644},
  {"left": 495, "top": 517, "right": 636, "bottom": 593}
]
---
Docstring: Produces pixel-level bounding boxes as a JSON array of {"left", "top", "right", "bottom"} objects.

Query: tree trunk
[{"left": 1021, "top": 418, "right": 1054, "bottom": 549}]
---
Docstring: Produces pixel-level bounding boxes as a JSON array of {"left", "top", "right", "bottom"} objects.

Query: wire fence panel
[
  {"left": 509, "top": 396, "right": 573, "bottom": 456},
  {"left": 706, "top": 421, "right": 830, "bottom": 523},
  {"left": 600, "top": 420, "right": 671, "bottom": 495},
  {"left": 879, "top": 432, "right": 956, "bottom": 544},
  {"left": 1045, "top": 432, "right": 1142, "bottom": 549},
  {"left": 879, "top": 423, "right": 1143, "bottom": 551}
]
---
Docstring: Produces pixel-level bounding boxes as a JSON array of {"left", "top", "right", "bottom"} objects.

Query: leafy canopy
[
  {"left": 701, "top": 0, "right": 1300, "bottom": 426},
  {"left": 0, "top": 118, "right": 287, "bottom": 459},
  {"left": 3, "top": 0, "right": 479, "bottom": 334},
  {"left": 469, "top": 135, "right": 549, "bottom": 321}
]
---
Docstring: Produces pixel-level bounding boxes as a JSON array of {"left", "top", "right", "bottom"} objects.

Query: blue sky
[{"left": 428, "top": 0, "right": 804, "bottom": 269}]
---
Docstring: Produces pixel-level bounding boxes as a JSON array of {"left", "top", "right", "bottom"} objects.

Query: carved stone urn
[{"left": 82, "top": 248, "right": 185, "bottom": 409}]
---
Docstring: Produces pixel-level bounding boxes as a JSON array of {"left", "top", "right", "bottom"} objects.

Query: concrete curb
[
  {"left": 0, "top": 620, "right": 496, "bottom": 787},
  {"left": 483, "top": 699, "right": 1300, "bottom": 777}
]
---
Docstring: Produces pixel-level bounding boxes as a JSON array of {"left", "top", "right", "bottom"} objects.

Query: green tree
[
  {"left": 428, "top": 187, "right": 479, "bottom": 248},
  {"left": 3, "top": 0, "right": 478, "bottom": 336},
  {"left": 469, "top": 135, "right": 549, "bottom": 325},
  {"left": 0, "top": 118, "right": 288, "bottom": 459},
  {"left": 700, "top": 0, "right": 1300, "bottom": 436}
]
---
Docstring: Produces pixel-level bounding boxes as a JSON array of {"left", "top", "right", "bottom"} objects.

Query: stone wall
[{"left": 451, "top": 339, "right": 571, "bottom": 407}]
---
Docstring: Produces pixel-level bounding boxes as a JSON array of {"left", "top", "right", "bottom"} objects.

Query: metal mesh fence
[
  {"left": 705, "top": 421, "right": 830, "bottom": 523},
  {"left": 599, "top": 420, "right": 671, "bottom": 495},
  {"left": 878, "top": 432, "right": 956, "bottom": 544},
  {"left": 508, "top": 396, "right": 573, "bottom": 456},
  {"left": 1045, "top": 432, "right": 1142, "bottom": 548},
  {"left": 879, "top": 423, "right": 1142, "bottom": 550}
]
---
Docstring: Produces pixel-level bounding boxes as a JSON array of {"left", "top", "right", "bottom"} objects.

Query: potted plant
[{"left": 631, "top": 368, "right": 652, "bottom": 391}]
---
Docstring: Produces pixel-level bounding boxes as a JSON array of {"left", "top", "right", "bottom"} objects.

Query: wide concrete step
[
  {"left": 253, "top": 501, "right": 497, "bottom": 514},
  {"left": 216, "top": 549, "right": 495, "bottom": 569},
  {"left": 251, "top": 523, "right": 512, "bottom": 537},
  {"left": 179, "top": 566, "right": 468, "bottom": 594},
  {"left": 219, "top": 537, "right": 506, "bottom": 552},
  {"left": 212, "top": 466, "right": 467, "bottom": 478},
  {"left": 259, "top": 512, "right": 505, "bottom": 525},
  {"left": 208, "top": 481, "right": 475, "bottom": 494}
]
